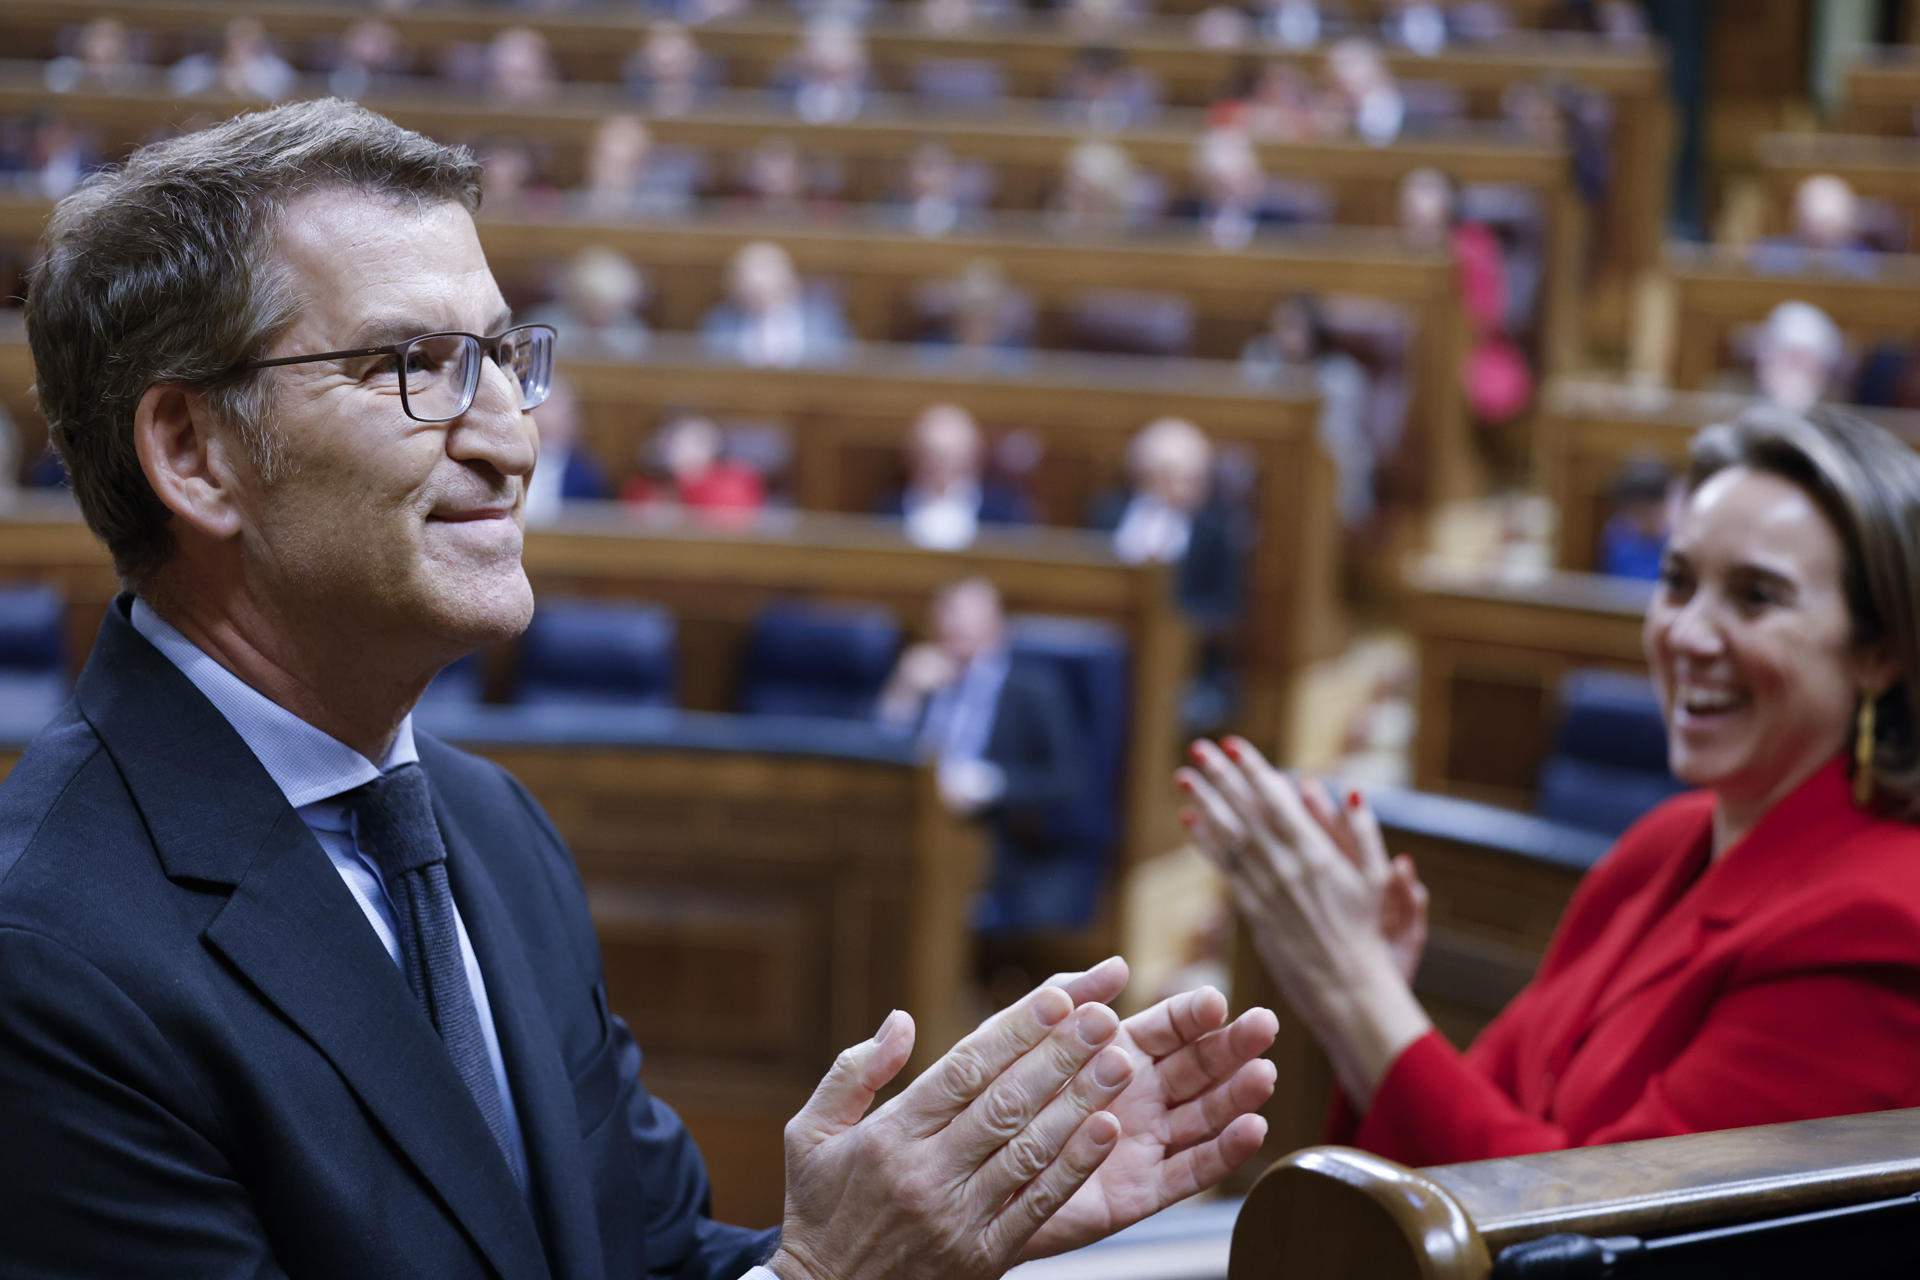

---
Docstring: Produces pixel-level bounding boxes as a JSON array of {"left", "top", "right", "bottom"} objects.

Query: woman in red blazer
[{"left": 1178, "top": 404, "right": 1920, "bottom": 1167}]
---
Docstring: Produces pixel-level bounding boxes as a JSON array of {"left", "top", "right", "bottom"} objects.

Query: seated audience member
[
  {"left": 1254, "top": 0, "right": 1329, "bottom": 47},
  {"left": 1751, "top": 174, "right": 1882, "bottom": 278},
  {"left": 1064, "top": 0, "right": 1146, "bottom": 39},
  {"left": 25, "top": 119, "right": 105, "bottom": 201},
  {"left": 1091, "top": 418, "right": 1246, "bottom": 634},
  {"left": 701, "top": 241, "right": 852, "bottom": 367},
  {"left": 1050, "top": 141, "right": 1151, "bottom": 237},
  {"left": 1401, "top": 166, "right": 1532, "bottom": 425},
  {"left": 485, "top": 27, "right": 560, "bottom": 106},
  {"left": 915, "top": 259, "right": 1035, "bottom": 371},
  {"left": 1752, "top": 300, "right": 1846, "bottom": 414},
  {"left": 1184, "top": 405, "right": 1920, "bottom": 1165},
  {"left": 169, "top": 17, "right": 297, "bottom": 100},
  {"left": 732, "top": 137, "right": 845, "bottom": 218},
  {"left": 524, "top": 379, "right": 613, "bottom": 524},
  {"left": 322, "top": 20, "right": 411, "bottom": 100},
  {"left": 1057, "top": 46, "right": 1161, "bottom": 132},
  {"left": 474, "top": 138, "right": 558, "bottom": 217},
  {"left": 1320, "top": 39, "right": 1407, "bottom": 146},
  {"left": 45, "top": 17, "right": 146, "bottom": 93},
  {"left": 623, "top": 413, "right": 767, "bottom": 519},
  {"left": 580, "top": 114, "right": 699, "bottom": 220},
  {"left": 1190, "top": 5, "right": 1255, "bottom": 49},
  {"left": 880, "top": 404, "right": 1034, "bottom": 550},
  {"left": 1855, "top": 340, "right": 1920, "bottom": 412},
  {"left": 877, "top": 578, "right": 1090, "bottom": 918},
  {"left": 1174, "top": 127, "right": 1296, "bottom": 250},
  {"left": 527, "top": 247, "right": 652, "bottom": 359},
  {"left": 1379, "top": 0, "right": 1451, "bottom": 54},
  {"left": 887, "top": 143, "right": 984, "bottom": 238},
  {"left": 783, "top": 18, "right": 871, "bottom": 124},
  {"left": 1241, "top": 295, "right": 1378, "bottom": 527},
  {"left": 918, "top": 0, "right": 1013, "bottom": 33},
  {"left": 1214, "top": 62, "right": 1321, "bottom": 142},
  {"left": 1597, "top": 455, "right": 1676, "bottom": 581},
  {"left": 623, "top": 22, "right": 714, "bottom": 116}
]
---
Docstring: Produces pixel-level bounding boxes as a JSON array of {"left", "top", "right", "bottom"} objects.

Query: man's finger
[
  {"left": 892, "top": 982, "right": 1077, "bottom": 1132},
  {"left": 1163, "top": 1057, "right": 1278, "bottom": 1152},
  {"left": 1046, "top": 956, "right": 1129, "bottom": 1009},
  {"left": 788, "top": 1009, "right": 916, "bottom": 1147},
  {"left": 1119, "top": 986, "right": 1228, "bottom": 1060},
  {"left": 1145, "top": 1113, "right": 1270, "bottom": 1210},
  {"left": 981, "top": 1110, "right": 1121, "bottom": 1261},
  {"left": 943, "top": 1002, "right": 1121, "bottom": 1163},
  {"left": 1148, "top": 1008, "right": 1280, "bottom": 1106},
  {"left": 967, "top": 1042, "right": 1135, "bottom": 1208}
]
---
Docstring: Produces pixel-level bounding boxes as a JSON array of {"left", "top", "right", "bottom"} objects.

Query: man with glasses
[{"left": 3, "top": 99, "right": 1278, "bottom": 1278}]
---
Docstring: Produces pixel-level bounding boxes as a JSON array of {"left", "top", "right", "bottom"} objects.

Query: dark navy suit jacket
[{"left": 0, "top": 599, "right": 776, "bottom": 1278}]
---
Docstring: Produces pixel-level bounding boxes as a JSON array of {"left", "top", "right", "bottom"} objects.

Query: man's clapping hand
[{"left": 766, "top": 958, "right": 1278, "bottom": 1280}]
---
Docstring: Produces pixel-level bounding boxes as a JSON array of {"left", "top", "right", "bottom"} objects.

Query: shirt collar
[{"left": 129, "top": 597, "right": 417, "bottom": 811}]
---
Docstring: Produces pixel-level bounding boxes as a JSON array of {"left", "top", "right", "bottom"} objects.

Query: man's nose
[{"left": 451, "top": 357, "right": 537, "bottom": 478}]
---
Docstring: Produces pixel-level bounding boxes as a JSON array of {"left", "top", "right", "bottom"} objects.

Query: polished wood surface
[
  {"left": 1752, "top": 131, "right": 1920, "bottom": 249},
  {"left": 1407, "top": 560, "right": 1651, "bottom": 809},
  {"left": 1538, "top": 379, "right": 1920, "bottom": 573},
  {"left": 1229, "top": 1106, "right": 1920, "bottom": 1279},
  {"left": 1840, "top": 50, "right": 1920, "bottom": 136}
]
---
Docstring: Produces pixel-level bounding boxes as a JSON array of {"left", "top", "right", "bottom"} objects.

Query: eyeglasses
[{"left": 232, "top": 323, "right": 557, "bottom": 423}]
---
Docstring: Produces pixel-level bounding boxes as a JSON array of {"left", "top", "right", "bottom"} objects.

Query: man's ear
[{"left": 132, "top": 384, "right": 247, "bottom": 542}]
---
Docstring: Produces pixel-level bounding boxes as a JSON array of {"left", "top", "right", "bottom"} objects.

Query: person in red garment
[{"left": 1180, "top": 404, "right": 1920, "bottom": 1166}]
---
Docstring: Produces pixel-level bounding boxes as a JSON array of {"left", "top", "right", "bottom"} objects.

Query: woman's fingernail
[
  {"left": 1188, "top": 741, "right": 1206, "bottom": 765},
  {"left": 1223, "top": 739, "right": 1242, "bottom": 762},
  {"left": 1177, "top": 776, "right": 1194, "bottom": 794},
  {"left": 1179, "top": 809, "right": 1196, "bottom": 828},
  {"left": 1347, "top": 789, "right": 1362, "bottom": 810}
]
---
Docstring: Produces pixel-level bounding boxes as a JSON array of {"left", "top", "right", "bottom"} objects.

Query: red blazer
[{"left": 1338, "top": 757, "right": 1920, "bottom": 1167}]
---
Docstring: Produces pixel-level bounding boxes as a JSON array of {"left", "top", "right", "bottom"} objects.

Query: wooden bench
[
  {"left": 1407, "top": 560, "right": 1650, "bottom": 810},
  {"left": 5, "top": 0, "right": 1665, "bottom": 331},
  {"left": 1231, "top": 1107, "right": 1920, "bottom": 1277},
  {"left": 1538, "top": 378, "right": 1920, "bottom": 574},
  {"left": 1840, "top": 49, "right": 1920, "bottom": 136},
  {"left": 1751, "top": 131, "right": 1920, "bottom": 251},
  {"left": 1665, "top": 243, "right": 1920, "bottom": 391}
]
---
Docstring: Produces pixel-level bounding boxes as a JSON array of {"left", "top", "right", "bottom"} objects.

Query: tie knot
[{"left": 349, "top": 761, "right": 448, "bottom": 878}]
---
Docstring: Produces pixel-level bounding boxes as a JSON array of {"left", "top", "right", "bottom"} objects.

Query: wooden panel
[
  {"left": 1752, "top": 132, "right": 1920, "bottom": 251},
  {"left": 1407, "top": 561, "right": 1651, "bottom": 808},
  {"left": 1841, "top": 51, "right": 1920, "bottom": 135}
]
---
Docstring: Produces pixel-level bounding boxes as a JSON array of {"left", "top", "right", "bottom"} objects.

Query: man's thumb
[{"left": 790, "top": 1009, "right": 916, "bottom": 1145}]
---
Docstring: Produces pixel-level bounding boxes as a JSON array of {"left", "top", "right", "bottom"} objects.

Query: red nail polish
[
  {"left": 1223, "top": 740, "right": 1242, "bottom": 762},
  {"left": 1179, "top": 809, "right": 1196, "bottom": 829},
  {"left": 1177, "top": 777, "right": 1194, "bottom": 794},
  {"left": 1188, "top": 742, "right": 1206, "bottom": 765},
  {"left": 1347, "top": 789, "right": 1362, "bottom": 810}
]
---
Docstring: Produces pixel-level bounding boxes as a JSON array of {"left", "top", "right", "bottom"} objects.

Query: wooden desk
[
  {"left": 5, "top": 0, "right": 1665, "bottom": 323},
  {"left": 1231, "top": 1107, "right": 1920, "bottom": 1278},
  {"left": 1538, "top": 379, "right": 1920, "bottom": 573},
  {"left": 1752, "top": 131, "right": 1920, "bottom": 250},
  {"left": 1666, "top": 244, "right": 1920, "bottom": 390},
  {"left": 1407, "top": 561, "right": 1650, "bottom": 809},
  {"left": 3, "top": 71, "right": 1583, "bottom": 373},
  {"left": 1841, "top": 49, "right": 1920, "bottom": 136}
]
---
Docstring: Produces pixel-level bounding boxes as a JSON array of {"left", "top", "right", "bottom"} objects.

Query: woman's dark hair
[{"left": 1688, "top": 405, "right": 1920, "bottom": 818}]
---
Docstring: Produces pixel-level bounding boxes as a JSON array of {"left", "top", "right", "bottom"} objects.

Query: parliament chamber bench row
[
  {"left": 0, "top": 328, "right": 1338, "bottom": 752},
  {"left": 1750, "top": 130, "right": 1920, "bottom": 252},
  {"left": 0, "top": 67, "right": 1588, "bottom": 373},
  {"left": 0, "top": 189, "right": 1478, "bottom": 508},
  {"left": 8, "top": 0, "right": 1668, "bottom": 320}
]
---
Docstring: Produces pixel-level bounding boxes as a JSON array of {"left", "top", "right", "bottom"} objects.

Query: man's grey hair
[{"left": 24, "top": 98, "right": 482, "bottom": 589}]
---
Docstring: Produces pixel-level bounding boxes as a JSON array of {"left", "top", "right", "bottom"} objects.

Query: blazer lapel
[
  {"left": 434, "top": 783, "right": 608, "bottom": 1280},
  {"left": 76, "top": 601, "right": 548, "bottom": 1280}
]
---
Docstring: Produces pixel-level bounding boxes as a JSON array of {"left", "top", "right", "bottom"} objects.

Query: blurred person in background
[
  {"left": 1214, "top": 62, "right": 1321, "bottom": 142},
  {"left": 1752, "top": 301, "right": 1847, "bottom": 415},
  {"left": 1174, "top": 127, "right": 1294, "bottom": 250},
  {"left": 1253, "top": 0, "right": 1327, "bottom": 48},
  {"left": 169, "top": 17, "right": 297, "bottom": 99},
  {"left": 877, "top": 579, "right": 1088, "bottom": 917},
  {"left": 485, "top": 27, "right": 560, "bottom": 106},
  {"left": 880, "top": 404, "right": 1034, "bottom": 550},
  {"left": 475, "top": 137, "right": 557, "bottom": 217},
  {"left": 784, "top": 19, "right": 871, "bottom": 124},
  {"left": 323, "top": 19, "right": 411, "bottom": 100},
  {"left": 1241, "top": 294, "right": 1378, "bottom": 527},
  {"left": 1751, "top": 174, "right": 1882, "bottom": 279},
  {"left": 701, "top": 240, "right": 852, "bottom": 367},
  {"left": 26, "top": 119, "right": 106, "bottom": 201},
  {"left": 622, "top": 413, "right": 767, "bottom": 519},
  {"left": 1064, "top": 0, "right": 1146, "bottom": 40},
  {"left": 1092, "top": 418, "right": 1246, "bottom": 635},
  {"left": 527, "top": 247, "right": 652, "bottom": 359},
  {"left": 1598, "top": 455, "right": 1677, "bottom": 582},
  {"left": 1050, "top": 140, "right": 1149, "bottom": 237},
  {"left": 734, "top": 137, "right": 844, "bottom": 218},
  {"left": 45, "top": 17, "right": 146, "bottom": 93},
  {"left": 1057, "top": 46, "right": 1161, "bottom": 132},
  {"left": 1379, "top": 0, "right": 1450, "bottom": 55},
  {"left": 915, "top": 259, "right": 1034, "bottom": 372},
  {"left": 581, "top": 114, "right": 699, "bottom": 219},
  {"left": 524, "top": 378, "right": 614, "bottom": 524},
  {"left": 1320, "top": 38, "right": 1405, "bottom": 146},
  {"left": 887, "top": 142, "right": 979, "bottom": 238},
  {"left": 624, "top": 22, "right": 713, "bottom": 117}
]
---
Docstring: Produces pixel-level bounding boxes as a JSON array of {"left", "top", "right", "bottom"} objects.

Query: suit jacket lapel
[
  {"left": 434, "top": 782, "right": 607, "bottom": 1280},
  {"left": 76, "top": 600, "right": 548, "bottom": 1280}
]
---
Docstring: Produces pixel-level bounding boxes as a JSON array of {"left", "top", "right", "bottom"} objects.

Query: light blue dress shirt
[{"left": 130, "top": 599, "right": 528, "bottom": 1187}]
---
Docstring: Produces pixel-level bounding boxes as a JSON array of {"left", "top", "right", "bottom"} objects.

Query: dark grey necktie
[{"left": 350, "top": 762, "right": 525, "bottom": 1190}]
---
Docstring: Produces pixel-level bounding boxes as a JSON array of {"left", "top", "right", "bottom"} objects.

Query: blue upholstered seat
[
  {"left": 0, "top": 583, "right": 70, "bottom": 734},
  {"left": 514, "top": 599, "right": 676, "bottom": 711},
  {"left": 975, "top": 616, "right": 1130, "bottom": 933},
  {"left": 1535, "top": 668, "right": 1687, "bottom": 837},
  {"left": 737, "top": 602, "right": 901, "bottom": 720}
]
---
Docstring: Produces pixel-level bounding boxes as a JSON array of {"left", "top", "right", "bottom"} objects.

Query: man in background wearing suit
[
  {"left": 877, "top": 402, "right": 1034, "bottom": 551},
  {"left": 0, "top": 99, "right": 1279, "bottom": 1277},
  {"left": 877, "top": 578, "right": 1086, "bottom": 921}
]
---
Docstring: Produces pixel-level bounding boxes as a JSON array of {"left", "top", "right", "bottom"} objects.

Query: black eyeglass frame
[{"left": 228, "top": 323, "right": 558, "bottom": 424}]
